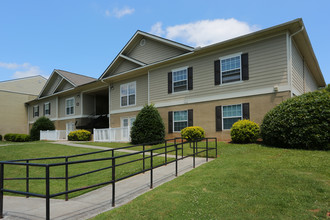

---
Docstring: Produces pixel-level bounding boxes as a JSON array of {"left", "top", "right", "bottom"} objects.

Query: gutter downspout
[{"left": 288, "top": 25, "right": 304, "bottom": 97}]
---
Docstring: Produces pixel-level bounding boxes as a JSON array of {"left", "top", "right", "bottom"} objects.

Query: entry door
[
  {"left": 66, "top": 122, "right": 75, "bottom": 138},
  {"left": 121, "top": 117, "right": 135, "bottom": 140}
]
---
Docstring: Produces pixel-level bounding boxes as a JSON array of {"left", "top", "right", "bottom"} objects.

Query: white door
[
  {"left": 121, "top": 117, "right": 135, "bottom": 140},
  {"left": 66, "top": 122, "right": 75, "bottom": 138}
]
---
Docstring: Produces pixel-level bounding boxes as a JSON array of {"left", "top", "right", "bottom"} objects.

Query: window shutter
[
  {"left": 241, "top": 53, "right": 249, "bottom": 80},
  {"left": 188, "top": 67, "right": 193, "bottom": 90},
  {"left": 43, "top": 104, "right": 45, "bottom": 116},
  {"left": 168, "top": 72, "right": 172, "bottom": 94},
  {"left": 188, "top": 109, "right": 193, "bottom": 126},
  {"left": 37, "top": 106, "right": 39, "bottom": 117},
  {"left": 49, "top": 103, "right": 51, "bottom": 115},
  {"left": 215, "top": 106, "right": 222, "bottom": 131},
  {"left": 242, "top": 103, "right": 250, "bottom": 119},
  {"left": 168, "top": 111, "right": 173, "bottom": 133},
  {"left": 214, "top": 60, "right": 221, "bottom": 85}
]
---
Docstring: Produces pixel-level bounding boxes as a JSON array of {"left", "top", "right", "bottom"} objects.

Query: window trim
[
  {"left": 222, "top": 104, "right": 243, "bottom": 130},
  {"left": 120, "top": 81, "right": 136, "bottom": 107},
  {"left": 44, "top": 102, "right": 50, "bottom": 116},
  {"left": 65, "top": 97, "right": 75, "bottom": 116},
  {"left": 219, "top": 53, "right": 242, "bottom": 85},
  {"left": 172, "top": 66, "right": 188, "bottom": 93},
  {"left": 33, "top": 105, "right": 39, "bottom": 118},
  {"left": 173, "top": 110, "right": 188, "bottom": 132},
  {"left": 120, "top": 116, "right": 136, "bottom": 127}
]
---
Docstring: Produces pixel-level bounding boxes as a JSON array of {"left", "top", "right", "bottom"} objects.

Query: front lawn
[
  {"left": 0, "top": 142, "right": 169, "bottom": 199},
  {"left": 93, "top": 143, "right": 330, "bottom": 219}
]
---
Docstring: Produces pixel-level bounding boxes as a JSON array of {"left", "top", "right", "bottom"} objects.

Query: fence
[
  {"left": 0, "top": 137, "right": 217, "bottom": 220},
  {"left": 94, "top": 127, "right": 131, "bottom": 142},
  {"left": 40, "top": 130, "right": 67, "bottom": 141}
]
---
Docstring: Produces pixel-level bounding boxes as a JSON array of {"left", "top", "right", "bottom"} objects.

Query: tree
[
  {"left": 130, "top": 104, "right": 165, "bottom": 144},
  {"left": 30, "top": 117, "right": 55, "bottom": 141}
]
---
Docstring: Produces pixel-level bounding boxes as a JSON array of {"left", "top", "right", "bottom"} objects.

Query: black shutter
[
  {"left": 242, "top": 103, "right": 250, "bottom": 119},
  {"left": 49, "top": 103, "right": 51, "bottom": 115},
  {"left": 43, "top": 104, "right": 45, "bottom": 116},
  {"left": 168, "top": 72, "right": 172, "bottom": 94},
  {"left": 241, "top": 53, "right": 249, "bottom": 80},
  {"left": 37, "top": 106, "right": 39, "bottom": 117},
  {"left": 215, "top": 106, "right": 222, "bottom": 131},
  {"left": 188, "top": 109, "right": 193, "bottom": 126},
  {"left": 188, "top": 67, "right": 193, "bottom": 90},
  {"left": 168, "top": 111, "right": 173, "bottom": 133},
  {"left": 214, "top": 60, "right": 221, "bottom": 85}
]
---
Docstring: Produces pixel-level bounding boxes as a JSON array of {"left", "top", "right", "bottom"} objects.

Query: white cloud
[
  {"left": 0, "top": 62, "right": 47, "bottom": 79},
  {"left": 150, "top": 18, "right": 260, "bottom": 47},
  {"left": 105, "top": 6, "right": 135, "bottom": 18}
]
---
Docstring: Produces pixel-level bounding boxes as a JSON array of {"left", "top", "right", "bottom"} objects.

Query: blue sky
[{"left": 0, "top": 0, "right": 329, "bottom": 84}]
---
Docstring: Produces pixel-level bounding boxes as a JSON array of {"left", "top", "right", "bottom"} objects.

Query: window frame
[
  {"left": 44, "top": 102, "right": 50, "bottom": 116},
  {"left": 173, "top": 110, "right": 188, "bottom": 132},
  {"left": 65, "top": 97, "right": 75, "bottom": 116},
  {"left": 33, "top": 105, "right": 39, "bottom": 118},
  {"left": 172, "top": 67, "right": 188, "bottom": 93},
  {"left": 219, "top": 53, "right": 242, "bottom": 85},
  {"left": 222, "top": 104, "right": 243, "bottom": 130},
  {"left": 120, "top": 81, "right": 136, "bottom": 107}
]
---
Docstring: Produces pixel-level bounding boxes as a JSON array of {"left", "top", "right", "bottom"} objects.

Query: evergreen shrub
[
  {"left": 230, "top": 120, "right": 260, "bottom": 143},
  {"left": 181, "top": 126, "right": 205, "bottom": 141},
  {"left": 30, "top": 117, "right": 55, "bottom": 141},
  {"left": 68, "top": 130, "right": 91, "bottom": 141}
]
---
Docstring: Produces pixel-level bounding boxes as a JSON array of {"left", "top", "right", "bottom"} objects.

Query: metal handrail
[{"left": 0, "top": 137, "right": 217, "bottom": 220}]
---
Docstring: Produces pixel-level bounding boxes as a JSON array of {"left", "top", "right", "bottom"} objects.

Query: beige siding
[
  {"left": 42, "top": 74, "right": 62, "bottom": 97},
  {"left": 58, "top": 93, "right": 81, "bottom": 117},
  {"left": 111, "top": 60, "right": 140, "bottom": 76},
  {"left": 127, "top": 38, "right": 186, "bottom": 64},
  {"left": 0, "top": 91, "right": 36, "bottom": 135},
  {"left": 28, "top": 98, "right": 57, "bottom": 123},
  {"left": 292, "top": 43, "right": 304, "bottom": 95},
  {"left": 0, "top": 76, "right": 46, "bottom": 95},
  {"left": 54, "top": 80, "right": 74, "bottom": 93},
  {"left": 305, "top": 63, "right": 318, "bottom": 92},
  {"left": 110, "top": 74, "right": 148, "bottom": 112},
  {"left": 150, "top": 34, "right": 288, "bottom": 103}
]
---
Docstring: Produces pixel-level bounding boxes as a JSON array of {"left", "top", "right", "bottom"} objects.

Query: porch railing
[
  {"left": 94, "top": 127, "right": 131, "bottom": 142},
  {"left": 40, "top": 130, "right": 67, "bottom": 141}
]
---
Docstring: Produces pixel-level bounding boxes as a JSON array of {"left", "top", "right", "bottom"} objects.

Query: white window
[
  {"left": 173, "top": 110, "right": 188, "bottom": 132},
  {"left": 44, "top": 102, "right": 50, "bottom": 116},
  {"left": 172, "top": 67, "right": 188, "bottom": 92},
  {"left": 66, "top": 98, "right": 75, "bottom": 115},
  {"left": 120, "top": 82, "right": 136, "bottom": 107},
  {"left": 221, "top": 55, "right": 241, "bottom": 84},
  {"left": 222, "top": 104, "right": 242, "bottom": 130},
  {"left": 33, "top": 105, "right": 39, "bottom": 117}
]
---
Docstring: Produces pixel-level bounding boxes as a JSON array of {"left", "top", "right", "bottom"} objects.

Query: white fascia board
[{"left": 119, "top": 54, "right": 146, "bottom": 66}]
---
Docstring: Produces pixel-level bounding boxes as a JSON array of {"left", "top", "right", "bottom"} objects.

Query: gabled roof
[
  {"left": 99, "top": 30, "right": 194, "bottom": 79},
  {"left": 38, "top": 69, "right": 96, "bottom": 98}
]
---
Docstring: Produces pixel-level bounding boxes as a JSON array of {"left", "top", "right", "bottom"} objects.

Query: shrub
[
  {"left": 0, "top": 134, "right": 2, "bottom": 141},
  {"left": 261, "top": 90, "right": 330, "bottom": 150},
  {"left": 181, "top": 126, "right": 205, "bottom": 141},
  {"left": 4, "top": 133, "right": 30, "bottom": 142},
  {"left": 68, "top": 130, "right": 91, "bottom": 141},
  {"left": 130, "top": 104, "right": 165, "bottom": 144},
  {"left": 230, "top": 120, "right": 260, "bottom": 144},
  {"left": 30, "top": 117, "right": 55, "bottom": 141}
]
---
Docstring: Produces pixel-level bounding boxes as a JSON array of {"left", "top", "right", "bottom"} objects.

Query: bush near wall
[
  {"left": 0, "top": 134, "right": 2, "bottom": 141},
  {"left": 131, "top": 104, "right": 165, "bottom": 144},
  {"left": 261, "top": 89, "right": 330, "bottom": 150},
  {"left": 4, "top": 133, "right": 30, "bottom": 142},
  {"left": 181, "top": 126, "right": 205, "bottom": 141},
  {"left": 68, "top": 130, "right": 91, "bottom": 141},
  {"left": 30, "top": 117, "right": 55, "bottom": 141},
  {"left": 230, "top": 120, "right": 260, "bottom": 144}
]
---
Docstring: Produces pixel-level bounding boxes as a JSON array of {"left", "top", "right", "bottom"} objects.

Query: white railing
[
  {"left": 93, "top": 127, "right": 131, "bottom": 142},
  {"left": 40, "top": 130, "right": 67, "bottom": 141}
]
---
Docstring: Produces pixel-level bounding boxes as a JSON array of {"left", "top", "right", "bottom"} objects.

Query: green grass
[
  {"left": 0, "top": 142, "right": 170, "bottom": 199},
  {"left": 93, "top": 143, "right": 330, "bottom": 220},
  {"left": 81, "top": 141, "right": 218, "bottom": 158}
]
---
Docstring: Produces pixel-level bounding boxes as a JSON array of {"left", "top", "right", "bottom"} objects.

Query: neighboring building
[
  {"left": 27, "top": 18, "right": 326, "bottom": 140},
  {"left": 0, "top": 75, "right": 46, "bottom": 135}
]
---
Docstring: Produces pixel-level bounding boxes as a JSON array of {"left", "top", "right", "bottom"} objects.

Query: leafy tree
[{"left": 130, "top": 104, "right": 165, "bottom": 144}]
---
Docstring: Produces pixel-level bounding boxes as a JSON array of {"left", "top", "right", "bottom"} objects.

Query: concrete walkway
[{"left": 2, "top": 156, "right": 211, "bottom": 220}]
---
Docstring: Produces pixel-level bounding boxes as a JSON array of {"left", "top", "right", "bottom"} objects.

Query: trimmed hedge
[
  {"left": 261, "top": 89, "right": 330, "bottom": 150},
  {"left": 130, "top": 104, "right": 165, "bottom": 144},
  {"left": 181, "top": 126, "right": 205, "bottom": 141},
  {"left": 4, "top": 133, "right": 30, "bottom": 142},
  {"left": 68, "top": 130, "right": 91, "bottom": 141},
  {"left": 230, "top": 120, "right": 260, "bottom": 144},
  {"left": 30, "top": 117, "right": 55, "bottom": 141}
]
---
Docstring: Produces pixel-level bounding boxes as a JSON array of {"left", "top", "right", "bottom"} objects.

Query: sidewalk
[{"left": 2, "top": 154, "right": 211, "bottom": 219}]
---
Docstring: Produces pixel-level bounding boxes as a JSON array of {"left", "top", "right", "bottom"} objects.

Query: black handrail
[{"left": 0, "top": 137, "right": 217, "bottom": 220}]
